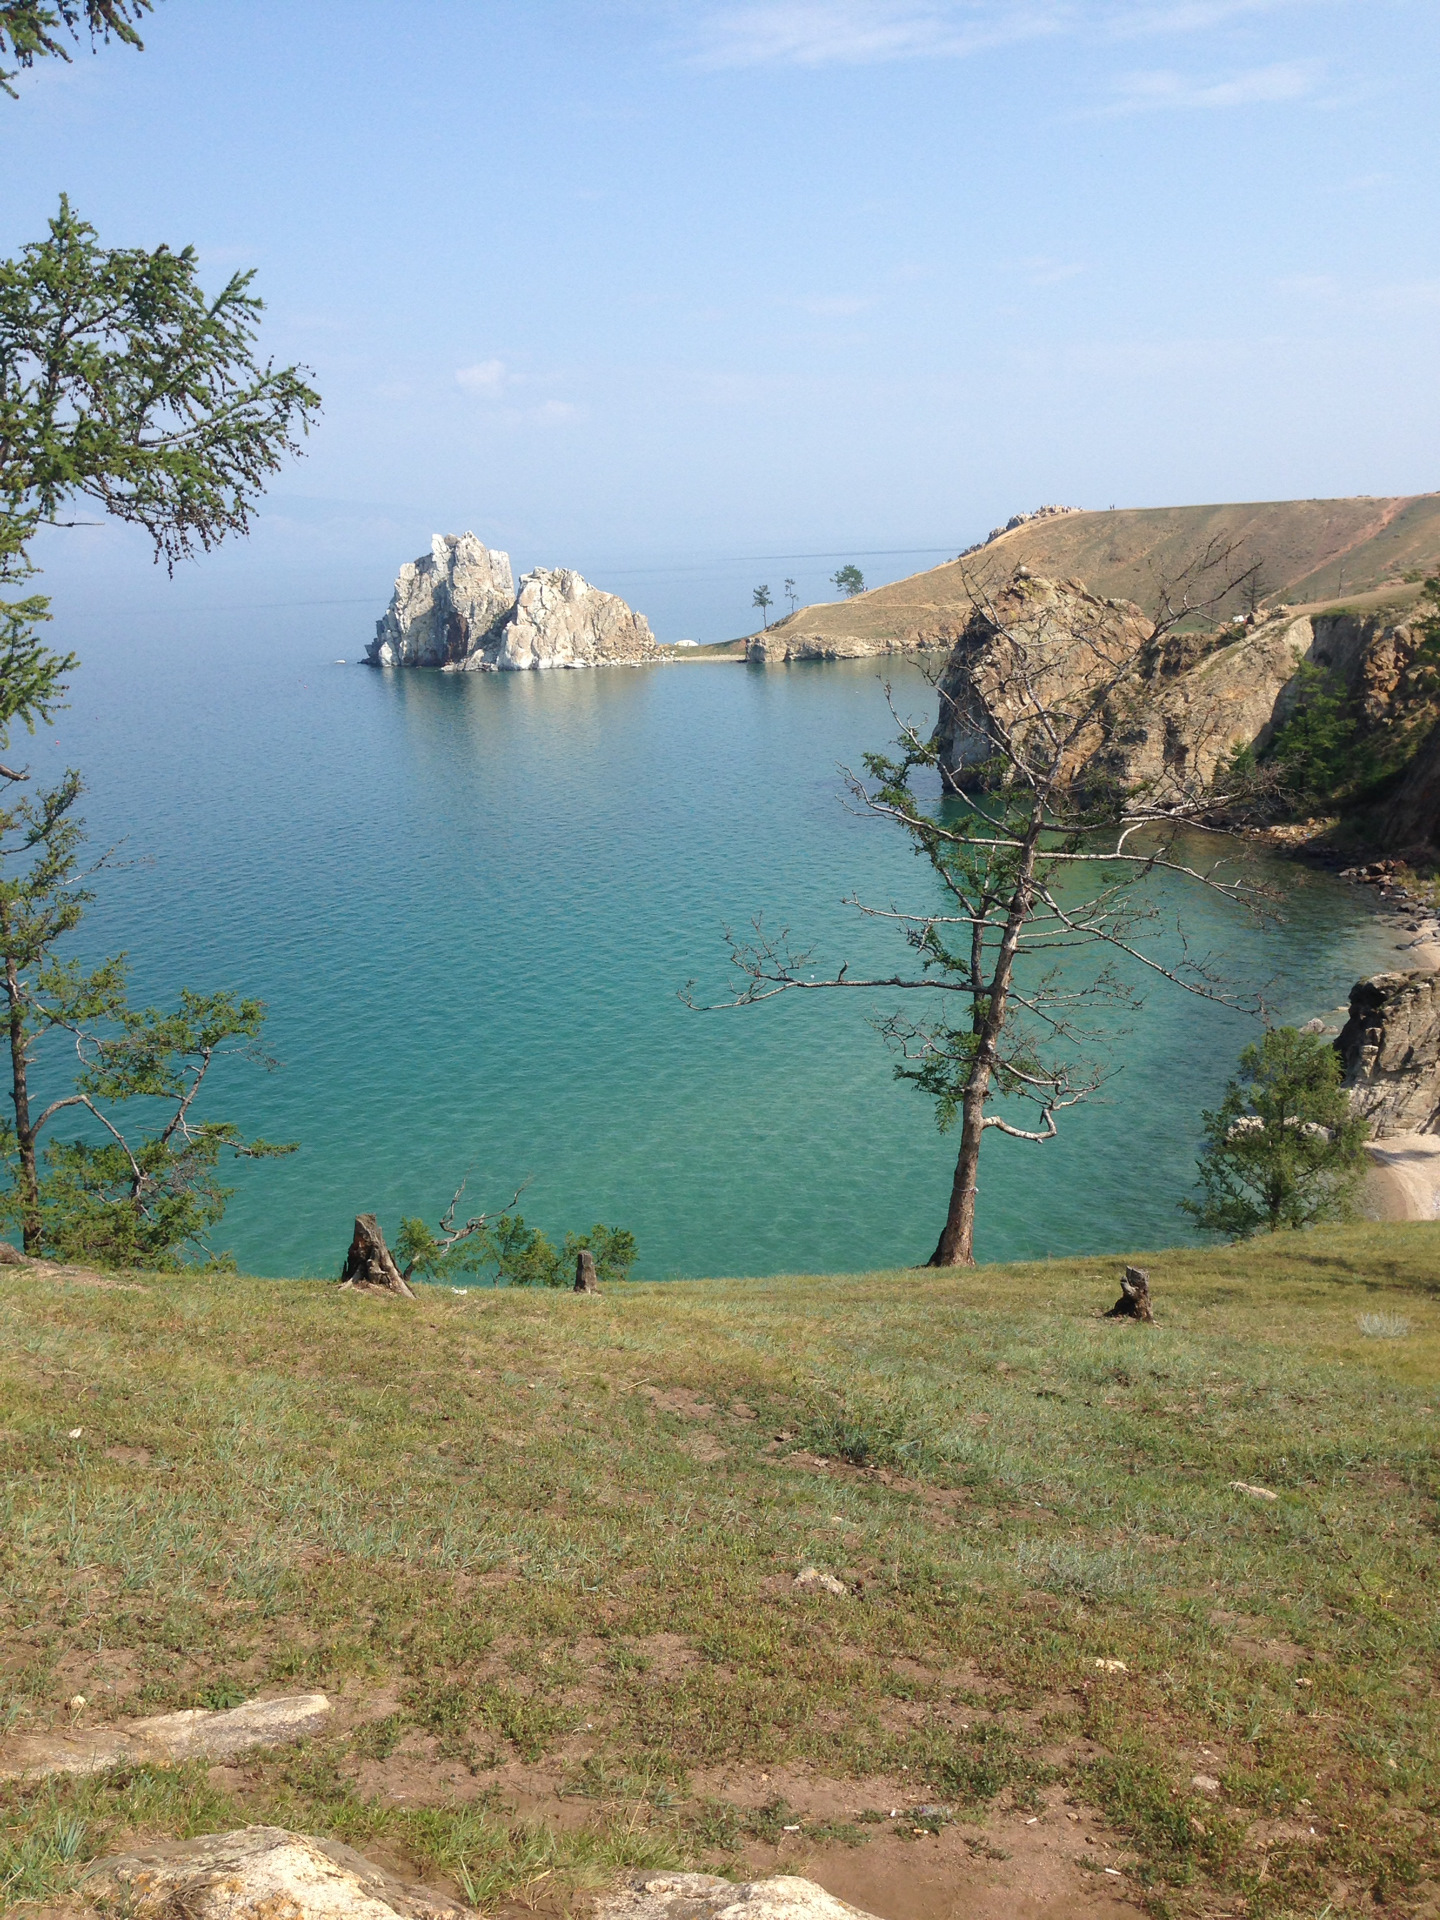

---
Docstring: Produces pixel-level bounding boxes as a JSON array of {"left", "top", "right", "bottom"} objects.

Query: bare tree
[{"left": 687, "top": 552, "right": 1275, "bottom": 1267}]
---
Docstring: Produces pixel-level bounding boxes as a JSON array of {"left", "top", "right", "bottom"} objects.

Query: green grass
[{"left": 1, "top": 1223, "right": 1438, "bottom": 1916}]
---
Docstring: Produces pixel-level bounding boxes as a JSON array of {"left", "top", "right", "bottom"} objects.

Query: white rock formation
[
  {"left": 594, "top": 1875, "right": 881, "bottom": 1920},
  {"left": 368, "top": 534, "right": 515, "bottom": 669},
  {"left": 495, "top": 567, "right": 657, "bottom": 670},
  {"left": 84, "top": 1826, "right": 474, "bottom": 1920},
  {"left": 0, "top": 1693, "right": 331, "bottom": 1781},
  {"left": 367, "top": 538, "right": 657, "bottom": 672}
]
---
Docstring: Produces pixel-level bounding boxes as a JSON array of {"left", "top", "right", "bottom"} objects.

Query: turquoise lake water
[{"left": 29, "top": 615, "right": 1408, "bottom": 1278}]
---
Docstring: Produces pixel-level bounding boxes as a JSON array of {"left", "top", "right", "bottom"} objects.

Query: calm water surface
[{"left": 32, "top": 616, "right": 1407, "bottom": 1277}]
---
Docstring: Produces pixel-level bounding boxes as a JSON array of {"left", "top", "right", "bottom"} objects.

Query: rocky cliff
[
  {"left": 933, "top": 573, "right": 1431, "bottom": 805},
  {"left": 366, "top": 535, "right": 657, "bottom": 672},
  {"left": 1337, "top": 970, "right": 1440, "bottom": 1136},
  {"left": 368, "top": 534, "right": 515, "bottom": 669},
  {"left": 495, "top": 568, "right": 656, "bottom": 669}
]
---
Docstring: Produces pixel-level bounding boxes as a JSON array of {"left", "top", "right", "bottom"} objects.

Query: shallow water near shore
[{"left": 29, "top": 612, "right": 1410, "bottom": 1277}]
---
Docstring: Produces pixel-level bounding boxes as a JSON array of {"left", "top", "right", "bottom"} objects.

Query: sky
[{"left": 4, "top": 0, "right": 1439, "bottom": 641}]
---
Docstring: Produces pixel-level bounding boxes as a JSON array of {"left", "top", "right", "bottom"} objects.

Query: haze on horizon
[{"left": 4, "top": 0, "right": 1437, "bottom": 642}]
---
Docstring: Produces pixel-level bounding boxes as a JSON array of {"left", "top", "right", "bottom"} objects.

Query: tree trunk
[
  {"left": 1106, "top": 1267, "right": 1154, "bottom": 1322},
  {"left": 574, "top": 1248, "right": 598, "bottom": 1293},
  {"left": 927, "top": 813, "right": 1046, "bottom": 1268},
  {"left": 338, "top": 1214, "right": 415, "bottom": 1298},
  {"left": 927, "top": 1076, "right": 990, "bottom": 1267},
  {"left": 4, "top": 954, "right": 39, "bottom": 1255}
]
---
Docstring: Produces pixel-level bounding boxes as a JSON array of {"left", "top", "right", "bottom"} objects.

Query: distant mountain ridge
[{"left": 749, "top": 494, "right": 1440, "bottom": 661}]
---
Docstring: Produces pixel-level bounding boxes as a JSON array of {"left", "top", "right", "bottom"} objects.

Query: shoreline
[{"left": 1365, "top": 1134, "right": 1440, "bottom": 1222}]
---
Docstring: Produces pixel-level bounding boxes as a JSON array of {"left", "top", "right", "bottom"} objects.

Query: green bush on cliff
[{"left": 1181, "top": 1025, "right": 1367, "bottom": 1239}]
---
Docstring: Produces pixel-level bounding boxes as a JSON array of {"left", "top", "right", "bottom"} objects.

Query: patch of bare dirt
[
  {"left": 685, "top": 1771, "right": 1146, "bottom": 1920},
  {"left": 639, "top": 1386, "right": 718, "bottom": 1419}
]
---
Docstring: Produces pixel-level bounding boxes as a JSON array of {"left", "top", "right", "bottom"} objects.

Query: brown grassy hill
[{"left": 761, "top": 494, "right": 1440, "bottom": 654}]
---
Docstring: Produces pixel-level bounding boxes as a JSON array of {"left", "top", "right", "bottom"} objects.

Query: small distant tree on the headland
[
  {"left": 752, "top": 585, "right": 773, "bottom": 628},
  {"left": 1181, "top": 1027, "right": 1368, "bottom": 1239},
  {"left": 831, "top": 565, "right": 864, "bottom": 598},
  {"left": 784, "top": 577, "right": 798, "bottom": 615}
]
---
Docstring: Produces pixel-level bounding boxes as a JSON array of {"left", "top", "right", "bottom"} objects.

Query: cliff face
[
  {"left": 368, "top": 534, "right": 515, "bottom": 668},
  {"left": 1380, "top": 721, "right": 1440, "bottom": 852},
  {"left": 1337, "top": 970, "right": 1440, "bottom": 1136},
  {"left": 933, "top": 575, "right": 1155, "bottom": 791},
  {"left": 366, "top": 536, "right": 657, "bottom": 672},
  {"left": 933, "top": 574, "right": 1431, "bottom": 805}
]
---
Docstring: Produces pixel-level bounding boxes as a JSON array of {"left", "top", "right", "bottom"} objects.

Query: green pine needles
[
  {"left": 397, "top": 1211, "right": 637, "bottom": 1289},
  {"left": 1182, "top": 1026, "right": 1368, "bottom": 1239}
]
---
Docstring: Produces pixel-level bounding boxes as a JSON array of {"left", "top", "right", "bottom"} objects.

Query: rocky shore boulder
[
  {"left": 1337, "top": 970, "right": 1440, "bottom": 1136},
  {"left": 368, "top": 534, "right": 515, "bottom": 668},
  {"left": 366, "top": 537, "right": 657, "bottom": 672}
]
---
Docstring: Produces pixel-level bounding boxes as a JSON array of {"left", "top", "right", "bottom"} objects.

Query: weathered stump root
[
  {"left": 338, "top": 1213, "right": 415, "bottom": 1298},
  {"left": 574, "top": 1248, "right": 599, "bottom": 1294},
  {"left": 1106, "top": 1265, "right": 1154, "bottom": 1322}
]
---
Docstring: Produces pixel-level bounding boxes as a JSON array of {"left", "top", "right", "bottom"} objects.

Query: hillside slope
[
  {"left": 753, "top": 494, "right": 1440, "bottom": 659},
  {"left": 1, "top": 1229, "right": 1437, "bottom": 1919}
]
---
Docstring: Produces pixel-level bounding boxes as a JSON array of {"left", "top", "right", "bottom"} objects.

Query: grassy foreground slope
[
  {"left": 2, "top": 1227, "right": 1438, "bottom": 1918},
  {"left": 769, "top": 495, "right": 1440, "bottom": 650}
]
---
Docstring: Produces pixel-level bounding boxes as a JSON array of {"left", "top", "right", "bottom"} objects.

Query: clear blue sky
[{"left": 5, "top": 0, "right": 1438, "bottom": 640}]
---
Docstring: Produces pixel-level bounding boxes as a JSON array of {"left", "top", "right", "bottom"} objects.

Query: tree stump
[
  {"left": 1106, "top": 1266, "right": 1154, "bottom": 1322},
  {"left": 573, "top": 1248, "right": 599, "bottom": 1294},
  {"left": 338, "top": 1214, "right": 415, "bottom": 1298}
]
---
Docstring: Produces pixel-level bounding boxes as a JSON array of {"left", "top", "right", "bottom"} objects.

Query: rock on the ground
[
  {"left": 1337, "top": 969, "right": 1440, "bottom": 1137},
  {"left": 0, "top": 1692, "right": 330, "bottom": 1781},
  {"left": 84, "top": 1826, "right": 474, "bottom": 1920},
  {"left": 495, "top": 567, "right": 658, "bottom": 669},
  {"left": 794, "top": 1567, "right": 847, "bottom": 1595},
  {"left": 593, "top": 1873, "right": 881, "bottom": 1920},
  {"left": 368, "top": 534, "right": 516, "bottom": 668}
]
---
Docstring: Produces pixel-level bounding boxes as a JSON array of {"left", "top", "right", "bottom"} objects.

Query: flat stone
[
  {"left": 0, "top": 1692, "right": 331, "bottom": 1780},
  {"left": 83, "top": 1825, "right": 473, "bottom": 1920},
  {"left": 593, "top": 1874, "right": 881, "bottom": 1920}
]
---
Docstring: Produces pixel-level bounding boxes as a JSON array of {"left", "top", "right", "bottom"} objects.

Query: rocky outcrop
[
  {"left": 1337, "top": 970, "right": 1440, "bottom": 1136},
  {"left": 0, "top": 1693, "right": 331, "bottom": 1781},
  {"left": 368, "top": 534, "right": 515, "bottom": 668},
  {"left": 959, "top": 503, "right": 1084, "bottom": 558},
  {"left": 496, "top": 567, "right": 657, "bottom": 669},
  {"left": 746, "top": 626, "right": 952, "bottom": 663},
  {"left": 932, "top": 574, "right": 1432, "bottom": 802},
  {"left": 366, "top": 537, "right": 657, "bottom": 672},
  {"left": 594, "top": 1874, "right": 880, "bottom": 1920},
  {"left": 84, "top": 1827, "right": 474, "bottom": 1920}
]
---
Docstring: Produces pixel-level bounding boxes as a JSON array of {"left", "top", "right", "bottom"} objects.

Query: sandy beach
[{"left": 1365, "top": 1132, "right": 1440, "bottom": 1221}]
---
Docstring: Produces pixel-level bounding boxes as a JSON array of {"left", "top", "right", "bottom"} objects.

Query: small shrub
[{"left": 1357, "top": 1312, "right": 1412, "bottom": 1339}]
